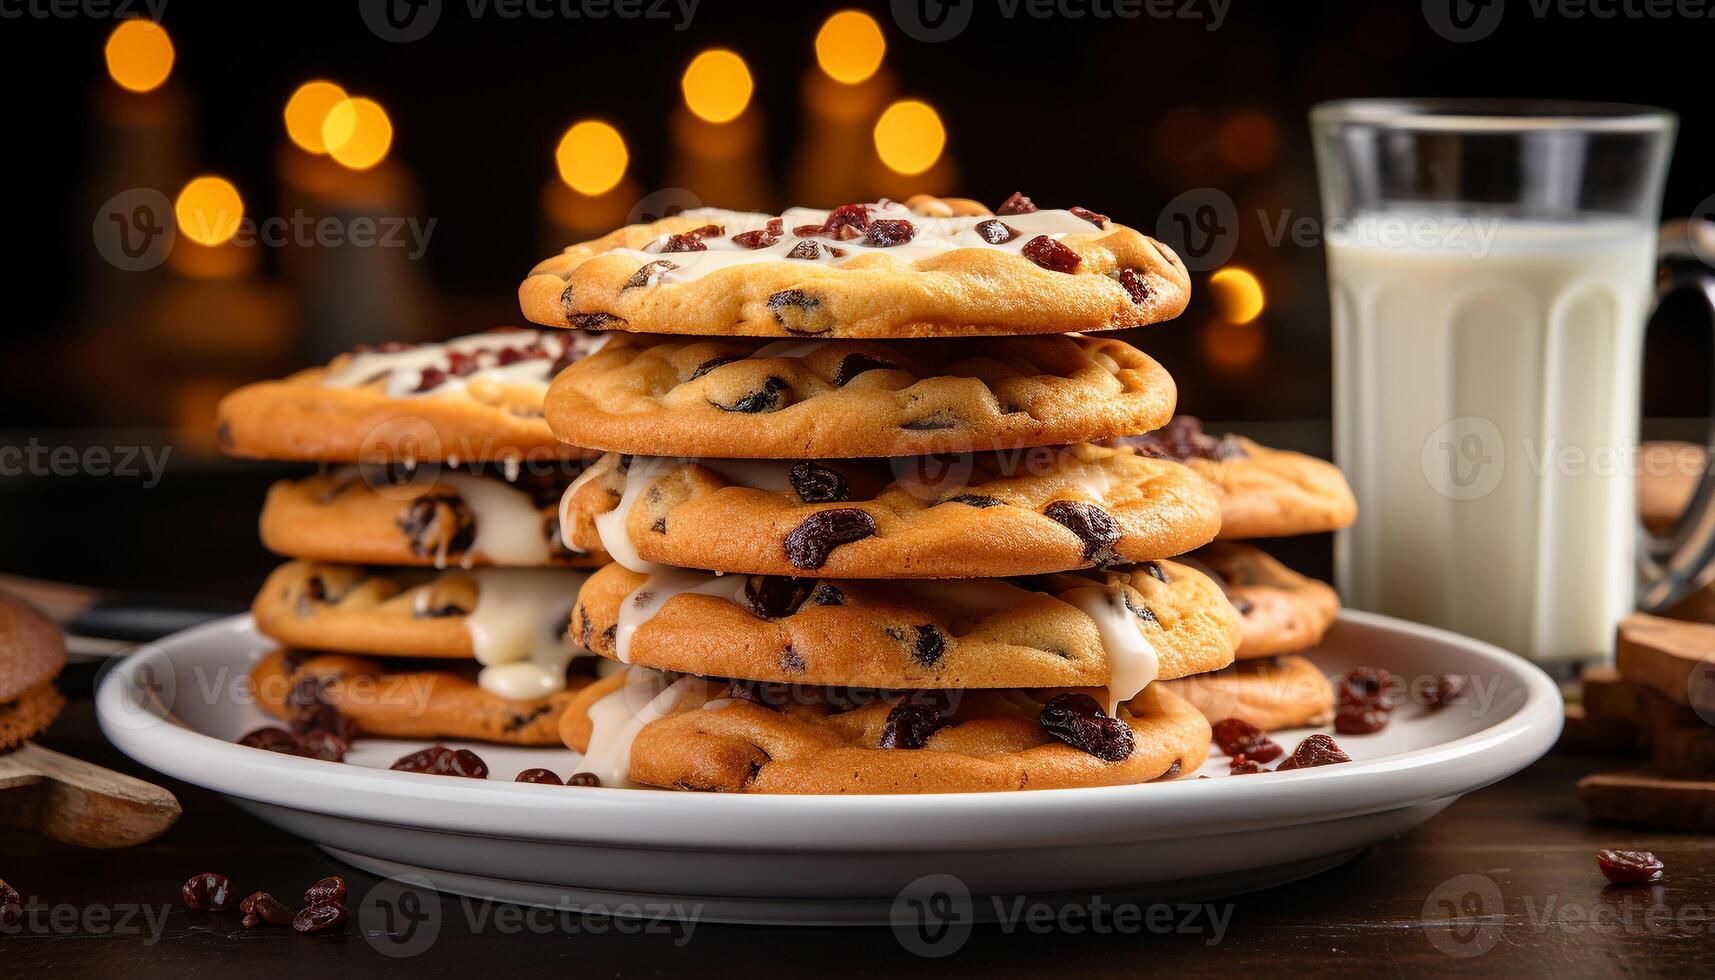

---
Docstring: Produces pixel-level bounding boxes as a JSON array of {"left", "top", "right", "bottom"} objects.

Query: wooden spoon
[{"left": 0, "top": 742, "right": 180, "bottom": 847}]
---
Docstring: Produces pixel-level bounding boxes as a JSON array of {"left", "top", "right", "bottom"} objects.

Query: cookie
[
  {"left": 544, "top": 333, "right": 1175, "bottom": 459},
  {"left": 251, "top": 561, "right": 591, "bottom": 701},
  {"left": 0, "top": 591, "right": 67, "bottom": 750},
  {"left": 1180, "top": 543, "right": 1340, "bottom": 658},
  {"left": 250, "top": 648, "right": 592, "bottom": 746},
  {"left": 519, "top": 195, "right": 1190, "bottom": 339},
  {"left": 560, "top": 445, "right": 1220, "bottom": 578},
  {"left": 261, "top": 464, "right": 607, "bottom": 568},
  {"left": 558, "top": 667, "right": 1209, "bottom": 793},
  {"left": 1112, "top": 417, "right": 1356, "bottom": 538},
  {"left": 1155, "top": 655, "right": 1335, "bottom": 731},
  {"left": 217, "top": 328, "right": 614, "bottom": 463},
  {"left": 571, "top": 559, "right": 1239, "bottom": 704}
]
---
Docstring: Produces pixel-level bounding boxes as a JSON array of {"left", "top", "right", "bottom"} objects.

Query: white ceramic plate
[{"left": 97, "top": 611, "right": 1562, "bottom": 925}]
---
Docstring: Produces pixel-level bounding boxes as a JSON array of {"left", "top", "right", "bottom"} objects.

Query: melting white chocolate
[
  {"left": 615, "top": 568, "right": 750, "bottom": 662},
  {"left": 436, "top": 473, "right": 551, "bottom": 568},
  {"left": 576, "top": 668, "right": 693, "bottom": 788},
  {"left": 320, "top": 330, "right": 610, "bottom": 399},
  {"left": 1060, "top": 584, "right": 1160, "bottom": 716},
  {"left": 466, "top": 568, "right": 587, "bottom": 700}
]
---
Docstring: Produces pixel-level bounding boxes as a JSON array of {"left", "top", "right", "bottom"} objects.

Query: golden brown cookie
[
  {"left": 545, "top": 333, "right": 1176, "bottom": 459},
  {"left": 1155, "top": 655, "right": 1335, "bottom": 731},
  {"left": 1112, "top": 417, "right": 1356, "bottom": 538},
  {"left": 559, "top": 668, "right": 1209, "bottom": 793},
  {"left": 217, "top": 328, "right": 613, "bottom": 463},
  {"left": 571, "top": 559, "right": 1239, "bottom": 696},
  {"left": 251, "top": 562, "right": 591, "bottom": 700},
  {"left": 1182, "top": 543, "right": 1340, "bottom": 658},
  {"left": 519, "top": 195, "right": 1190, "bottom": 339},
  {"left": 261, "top": 464, "right": 607, "bottom": 568},
  {"left": 250, "top": 649, "right": 592, "bottom": 745},
  {"left": 561, "top": 445, "right": 1219, "bottom": 578},
  {"left": 0, "top": 591, "right": 67, "bottom": 750}
]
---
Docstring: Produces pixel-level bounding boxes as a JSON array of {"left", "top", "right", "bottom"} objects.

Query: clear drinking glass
[{"left": 1312, "top": 99, "right": 1715, "bottom": 662}]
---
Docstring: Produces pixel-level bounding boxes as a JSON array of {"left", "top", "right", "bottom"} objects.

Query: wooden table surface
[{"left": 6, "top": 679, "right": 1713, "bottom": 978}]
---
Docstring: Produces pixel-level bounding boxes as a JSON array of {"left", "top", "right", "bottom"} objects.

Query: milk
[{"left": 1328, "top": 217, "right": 1656, "bottom": 661}]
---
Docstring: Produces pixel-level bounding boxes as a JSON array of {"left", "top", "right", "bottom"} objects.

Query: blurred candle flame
[
  {"left": 174, "top": 176, "right": 244, "bottom": 247},
  {"left": 556, "top": 120, "right": 628, "bottom": 196},
  {"left": 1209, "top": 267, "right": 1266, "bottom": 323},
  {"left": 285, "top": 80, "right": 349, "bottom": 154},
  {"left": 104, "top": 20, "right": 174, "bottom": 93},
  {"left": 816, "top": 10, "right": 886, "bottom": 85},
  {"left": 681, "top": 49, "right": 754, "bottom": 124},
  {"left": 873, "top": 99, "right": 945, "bottom": 176},
  {"left": 323, "top": 97, "right": 393, "bottom": 171}
]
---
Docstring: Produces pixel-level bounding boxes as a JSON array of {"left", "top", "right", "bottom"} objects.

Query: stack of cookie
[
  {"left": 1111, "top": 417, "right": 1357, "bottom": 731},
  {"left": 216, "top": 329, "right": 615, "bottom": 750},
  {"left": 518, "top": 194, "right": 1246, "bottom": 792}
]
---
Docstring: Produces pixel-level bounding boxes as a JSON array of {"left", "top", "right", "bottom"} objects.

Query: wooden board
[{"left": 1579, "top": 769, "right": 1715, "bottom": 832}]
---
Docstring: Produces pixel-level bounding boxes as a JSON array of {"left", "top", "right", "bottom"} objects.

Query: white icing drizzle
[
  {"left": 592, "top": 456, "right": 677, "bottom": 573},
  {"left": 577, "top": 669, "right": 693, "bottom": 788},
  {"left": 466, "top": 568, "right": 588, "bottom": 700},
  {"left": 616, "top": 203, "right": 1106, "bottom": 285},
  {"left": 436, "top": 473, "right": 551, "bottom": 568},
  {"left": 1061, "top": 584, "right": 1160, "bottom": 716},
  {"left": 563, "top": 454, "right": 797, "bottom": 569},
  {"left": 320, "top": 330, "right": 611, "bottom": 399},
  {"left": 614, "top": 568, "right": 750, "bottom": 663}
]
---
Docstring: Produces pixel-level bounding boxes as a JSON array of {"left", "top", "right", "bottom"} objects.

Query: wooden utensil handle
[{"left": 0, "top": 742, "right": 180, "bottom": 848}]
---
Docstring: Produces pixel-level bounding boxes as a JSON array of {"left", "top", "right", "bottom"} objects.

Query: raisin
[
  {"left": 1275, "top": 733, "right": 1352, "bottom": 770},
  {"left": 445, "top": 350, "right": 482, "bottom": 376},
  {"left": 1338, "top": 667, "right": 1398, "bottom": 708},
  {"left": 731, "top": 229, "right": 778, "bottom": 249},
  {"left": 622, "top": 259, "right": 678, "bottom": 291},
  {"left": 789, "top": 462, "right": 848, "bottom": 503},
  {"left": 901, "top": 413, "right": 958, "bottom": 431},
  {"left": 878, "top": 701, "right": 946, "bottom": 749},
  {"left": 397, "top": 494, "right": 476, "bottom": 559},
  {"left": 1210, "top": 718, "right": 1283, "bottom": 763},
  {"left": 808, "top": 582, "right": 846, "bottom": 606},
  {"left": 1022, "top": 235, "right": 1081, "bottom": 273},
  {"left": 237, "top": 726, "right": 311, "bottom": 758},
  {"left": 779, "top": 647, "right": 807, "bottom": 673},
  {"left": 303, "top": 876, "right": 346, "bottom": 906},
  {"left": 910, "top": 625, "right": 946, "bottom": 666},
  {"left": 239, "top": 891, "right": 293, "bottom": 928},
  {"left": 744, "top": 576, "right": 814, "bottom": 619},
  {"left": 1120, "top": 590, "right": 1157, "bottom": 626},
  {"left": 1334, "top": 704, "right": 1391, "bottom": 735},
  {"left": 390, "top": 745, "right": 489, "bottom": 779},
  {"left": 1228, "top": 755, "right": 1264, "bottom": 775},
  {"left": 1597, "top": 849, "right": 1664, "bottom": 885},
  {"left": 1069, "top": 206, "right": 1108, "bottom": 228},
  {"left": 938, "top": 494, "right": 1002, "bottom": 508},
  {"left": 1112, "top": 268, "right": 1152, "bottom": 304},
  {"left": 995, "top": 191, "right": 1039, "bottom": 215},
  {"left": 1121, "top": 416, "right": 1245, "bottom": 462},
  {"left": 659, "top": 233, "right": 709, "bottom": 253},
  {"left": 786, "top": 240, "right": 828, "bottom": 260},
  {"left": 568, "top": 312, "right": 626, "bottom": 330},
  {"left": 566, "top": 772, "right": 602, "bottom": 787},
  {"left": 413, "top": 366, "right": 450, "bottom": 392},
  {"left": 1419, "top": 673, "right": 1467, "bottom": 709},
  {"left": 515, "top": 768, "right": 563, "bottom": 784},
  {"left": 783, "top": 508, "right": 877, "bottom": 570},
  {"left": 293, "top": 902, "right": 349, "bottom": 934},
  {"left": 767, "top": 289, "right": 825, "bottom": 333},
  {"left": 1038, "top": 692, "right": 1135, "bottom": 762},
  {"left": 766, "top": 217, "right": 784, "bottom": 236},
  {"left": 0, "top": 880, "right": 20, "bottom": 929},
  {"left": 711, "top": 376, "right": 789, "bottom": 413},
  {"left": 863, "top": 219, "right": 916, "bottom": 247},
  {"left": 1142, "top": 561, "right": 1168, "bottom": 583},
  {"left": 1043, "top": 500, "right": 1122, "bottom": 562},
  {"left": 689, "top": 354, "right": 740, "bottom": 380},
  {"left": 298, "top": 729, "right": 349, "bottom": 762},
  {"left": 181, "top": 873, "right": 234, "bottom": 911},
  {"left": 800, "top": 203, "right": 870, "bottom": 240},
  {"left": 973, "top": 219, "right": 1019, "bottom": 244}
]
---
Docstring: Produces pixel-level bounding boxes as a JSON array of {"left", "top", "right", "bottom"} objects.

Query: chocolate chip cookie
[
  {"left": 261, "top": 464, "right": 607, "bottom": 568},
  {"left": 217, "top": 328, "right": 614, "bottom": 463},
  {"left": 559, "top": 667, "right": 1209, "bottom": 793},
  {"left": 1182, "top": 543, "right": 1340, "bottom": 658},
  {"left": 1156, "top": 654, "right": 1335, "bottom": 731},
  {"left": 570, "top": 558, "right": 1239, "bottom": 694},
  {"left": 560, "top": 445, "right": 1219, "bottom": 578},
  {"left": 519, "top": 195, "right": 1190, "bottom": 339},
  {"left": 1112, "top": 417, "right": 1356, "bottom": 538},
  {"left": 544, "top": 333, "right": 1175, "bottom": 459}
]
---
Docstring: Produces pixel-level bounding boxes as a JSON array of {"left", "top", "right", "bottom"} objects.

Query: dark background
[{"left": 1, "top": 0, "right": 1712, "bottom": 594}]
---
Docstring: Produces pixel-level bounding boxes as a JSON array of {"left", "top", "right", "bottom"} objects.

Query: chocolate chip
[
  {"left": 783, "top": 509, "right": 877, "bottom": 570},
  {"left": 862, "top": 219, "right": 916, "bottom": 247},
  {"left": 622, "top": 259, "right": 678, "bottom": 291},
  {"left": 779, "top": 646, "right": 806, "bottom": 673},
  {"left": 789, "top": 462, "right": 848, "bottom": 503},
  {"left": 711, "top": 376, "right": 789, "bottom": 413},
  {"left": 744, "top": 576, "right": 814, "bottom": 619},
  {"left": 1275, "top": 733, "right": 1352, "bottom": 770},
  {"left": 689, "top": 355, "right": 740, "bottom": 380},
  {"left": 901, "top": 413, "right": 957, "bottom": 431},
  {"left": 389, "top": 745, "right": 489, "bottom": 779},
  {"left": 578, "top": 605, "right": 593, "bottom": 649},
  {"left": 1121, "top": 417, "right": 1246, "bottom": 462},
  {"left": 237, "top": 726, "right": 311, "bottom": 758},
  {"left": 1043, "top": 500, "right": 1122, "bottom": 562},
  {"left": 568, "top": 312, "right": 626, "bottom": 330},
  {"left": 766, "top": 289, "right": 826, "bottom": 334},
  {"left": 911, "top": 625, "right": 946, "bottom": 666},
  {"left": 1120, "top": 590, "right": 1157, "bottom": 626},
  {"left": 831, "top": 352, "right": 900, "bottom": 387},
  {"left": 397, "top": 494, "right": 476, "bottom": 560},
  {"left": 995, "top": 191, "right": 1039, "bottom": 215},
  {"left": 808, "top": 582, "right": 845, "bottom": 606},
  {"left": 216, "top": 421, "right": 233, "bottom": 451},
  {"left": 973, "top": 219, "right": 1020, "bottom": 244},
  {"left": 878, "top": 701, "right": 946, "bottom": 749},
  {"left": 938, "top": 494, "right": 1001, "bottom": 508},
  {"left": 1231, "top": 596, "right": 1255, "bottom": 616},
  {"left": 1038, "top": 692, "right": 1135, "bottom": 762},
  {"left": 1022, "top": 235, "right": 1081, "bottom": 274},
  {"left": 415, "top": 601, "right": 466, "bottom": 618},
  {"left": 730, "top": 229, "right": 777, "bottom": 249}
]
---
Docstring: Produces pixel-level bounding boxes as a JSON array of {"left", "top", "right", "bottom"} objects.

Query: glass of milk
[{"left": 1313, "top": 99, "right": 1713, "bottom": 663}]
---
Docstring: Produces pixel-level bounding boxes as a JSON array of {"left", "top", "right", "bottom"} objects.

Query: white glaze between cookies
[
  {"left": 577, "top": 668, "right": 693, "bottom": 788},
  {"left": 321, "top": 330, "right": 610, "bottom": 399},
  {"left": 1059, "top": 584, "right": 1160, "bottom": 716},
  {"left": 455, "top": 568, "right": 586, "bottom": 700},
  {"left": 615, "top": 202, "right": 1106, "bottom": 284},
  {"left": 436, "top": 473, "right": 552, "bottom": 567}
]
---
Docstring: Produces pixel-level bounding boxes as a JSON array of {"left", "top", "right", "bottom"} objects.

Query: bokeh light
[
  {"left": 681, "top": 49, "right": 753, "bottom": 124},
  {"left": 873, "top": 99, "right": 945, "bottom": 176},
  {"left": 1203, "top": 319, "right": 1265, "bottom": 371},
  {"left": 104, "top": 20, "right": 174, "bottom": 93},
  {"left": 815, "top": 10, "right": 886, "bottom": 84},
  {"left": 1217, "top": 111, "right": 1280, "bottom": 172},
  {"left": 322, "top": 97, "right": 393, "bottom": 170},
  {"left": 284, "top": 81, "right": 349, "bottom": 154},
  {"left": 174, "top": 176, "right": 244, "bottom": 247},
  {"left": 556, "top": 120, "right": 629, "bottom": 196},
  {"left": 1209, "top": 267, "right": 1266, "bottom": 323}
]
